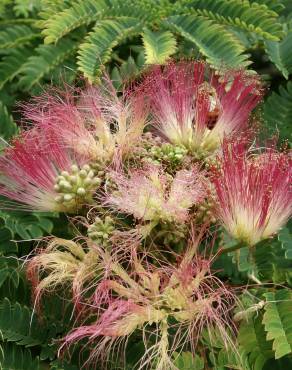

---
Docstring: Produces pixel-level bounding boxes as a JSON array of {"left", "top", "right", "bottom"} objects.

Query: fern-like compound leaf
[
  {"left": 177, "top": 0, "right": 283, "bottom": 41},
  {"left": 263, "top": 289, "right": 292, "bottom": 359},
  {"left": 0, "top": 47, "right": 32, "bottom": 90},
  {"left": 263, "top": 81, "right": 292, "bottom": 143},
  {"left": 0, "top": 342, "right": 40, "bottom": 370},
  {"left": 77, "top": 17, "right": 141, "bottom": 82},
  {"left": 18, "top": 39, "right": 77, "bottom": 90},
  {"left": 0, "top": 102, "right": 18, "bottom": 142},
  {"left": 165, "top": 14, "right": 251, "bottom": 68},
  {"left": 0, "top": 298, "right": 48, "bottom": 346},
  {"left": 238, "top": 315, "right": 274, "bottom": 370},
  {"left": 0, "top": 25, "right": 39, "bottom": 48},
  {"left": 142, "top": 28, "right": 177, "bottom": 64},
  {"left": 42, "top": 0, "right": 109, "bottom": 44},
  {"left": 265, "top": 29, "right": 292, "bottom": 79}
]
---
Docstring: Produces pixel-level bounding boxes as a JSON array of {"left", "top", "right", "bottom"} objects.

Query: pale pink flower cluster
[{"left": 106, "top": 165, "right": 205, "bottom": 223}]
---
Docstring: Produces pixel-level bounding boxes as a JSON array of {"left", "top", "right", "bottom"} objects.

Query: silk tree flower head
[
  {"left": 211, "top": 139, "right": 292, "bottom": 246},
  {"left": 23, "top": 75, "right": 148, "bottom": 163},
  {"left": 62, "top": 245, "right": 236, "bottom": 370},
  {"left": 105, "top": 165, "right": 206, "bottom": 224},
  {"left": 143, "top": 61, "right": 262, "bottom": 156},
  {"left": 0, "top": 128, "right": 102, "bottom": 212},
  {"left": 27, "top": 238, "right": 101, "bottom": 310}
]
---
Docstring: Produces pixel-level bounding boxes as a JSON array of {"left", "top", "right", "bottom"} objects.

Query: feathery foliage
[{"left": 0, "top": 1, "right": 291, "bottom": 369}]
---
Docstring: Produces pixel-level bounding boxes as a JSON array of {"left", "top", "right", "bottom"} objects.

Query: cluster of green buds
[
  {"left": 146, "top": 143, "right": 188, "bottom": 170},
  {"left": 87, "top": 216, "right": 115, "bottom": 247},
  {"left": 54, "top": 164, "right": 102, "bottom": 212},
  {"left": 197, "top": 200, "right": 217, "bottom": 224},
  {"left": 158, "top": 222, "right": 188, "bottom": 252}
]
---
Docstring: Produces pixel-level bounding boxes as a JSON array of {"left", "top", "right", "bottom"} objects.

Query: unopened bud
[{"left": 77, "top": 187, "right": 86, "bottom": 196}]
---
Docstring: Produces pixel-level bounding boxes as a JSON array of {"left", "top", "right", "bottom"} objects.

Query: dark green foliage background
[{"left": 0, "top": 0, "right": 291, "bottom": 369}]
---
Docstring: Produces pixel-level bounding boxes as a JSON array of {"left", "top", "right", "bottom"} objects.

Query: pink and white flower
[
  {"left": 61, "top": 245, "right": 236, "bottom": 369},
  {"left": 143, "top": 61, "right": 262, "bottom": 155},
  {"left": 0, "top": 128, "right": 98, "bottom": 212},
  {"left": 211, "top": 139, "right": 292, "bottom": 246},
  {"left": 105, "top": 165, "right": 206, "bottom": 223},
  {"left": 23, "top": 76, "right": 148, "bottom": 163}
]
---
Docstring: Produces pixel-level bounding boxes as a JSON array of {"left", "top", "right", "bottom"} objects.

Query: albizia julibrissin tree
[{"left": 0, "top": 61, "right": 291, "bottom": 369}]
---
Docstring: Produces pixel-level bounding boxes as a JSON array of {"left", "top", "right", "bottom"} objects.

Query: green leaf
[
  {"left": 278, "top": 226, "right": 292, "bottom": 259},
  {"left": 142, "top": 28, "right": 177, "bottom": 64},
  {"left": 0, "top": 227, "right": 17, "bottom": 255},
  {"left": 18, "top": 38, "right": 78, "bottom": 90},
  {"left": 0, "top": 47, "right": 32, "bottom": 90},
  {"left": 0, "top": 25, "right": 39, "bottom": 48},
  {"left": 77, "top": 17, "right": 141, "bottom": 82},
  {"left": 238, "top": 315, "right": 274, "bottom": 370},
  {"left": 179, "top": 0, "right": 284, "bottom": 41},
  {"left": 42, "top": 0, "right": 109, "bottom": 44},
  {"left": 0, "top": 102, "right": 18, "bottom": 146},
  {"left": 165, "top": 14, "right": 251, "bottom": 69},
  {"left": 0, "top": 210, "right": 55, "bottom": 241},
  {"left": 173, "top": 352, "right": 204, "bottom": 369},
  {"left": 0, "top": 257, "right": 20, "bottom": 289},
  {"left": 0, "top": 298, "right": 49, "bottom": 347},
  {"left": 111, "top": 52, "right": 145, "bottom": 88},
  {"left": 263, "top": 289, "right": 292, "bottom": 359},
  {"left": 263, "top": 81, "right": 292, "bottom": 142},
  {"left": 265, "top": 30, "right": 292, "bottom": 79},
  {"left": 0, "top": 342, "right": 40, "bottom": 370}
]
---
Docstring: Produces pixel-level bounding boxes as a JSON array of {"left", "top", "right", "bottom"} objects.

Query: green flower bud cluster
[
  {"left": 54, "top": 164, "right": 102, "bottom": 211},
  {"left": 204, "top": 156, "right": 220, "bottom": 170},
  {"left": 146, "top": 143, "right": 187, "bottom": 168},
  {"left": 198, "top": 201, "right": 217, "bottom": 224},
  {"left": 88, "top": 216, "right": 115, "bottom": 247}
]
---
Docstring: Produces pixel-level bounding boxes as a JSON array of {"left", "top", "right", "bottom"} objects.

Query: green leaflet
[
  {"left": 173, "top": 352, "right": 204, "bottom": 370},
  {"left": 17, "top": 38, "right": 78, "bottom": 90},
  {"left": 142, "top": 28, "right": 177, "bottom": 64},
  {"left": 263, "top": 81, "right": 292, "bottom": 143},
  {"left": 77, "top": 17, "right": 141, "bottom": 82},
  {"left": 263, "top": 289, "right": 292, "bottom": 359},
  {"left": 265, "top": 29, "right": 292, "bottom": 79},
  {"left": 0, "top": 342, "right": 40, "bottom": 370},
  {"left": 0, "top": 47, "right": 32, "bottom": 90},
  {"left": 0, "top": 298, "right": 48, "bottom": 347},
  {"left": 42, "top": 0, "right": 109, "bottom": 44},
  {"left": 0, "top": 102, "right": 18, "bottom": 145},
  {"left": 165, "top": 14, "right": 251, "bottom": 69},
  {"left": 238, "top": 315, "right": 274, "bottom": 370},
  {"left": 0, "top": 25, "right": 39, "bottom": 49},
  {"left": 177, "top": 0, "right": 283, "bottom": 41}
]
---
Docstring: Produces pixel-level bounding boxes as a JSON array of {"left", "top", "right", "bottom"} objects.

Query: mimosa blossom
[
  {"left": 105, "top": 165, "right": 206, "bottom": 223},
  {"left": 23, "top": 76, "right": 148, "bottom": 163},
  {"left": 143, "top": 61, "right": 262, "bottom": 155},
  {"left": 62, "top": 245, "right": 236, "bottom": 369},
  {"left": 211, "top": 139, "right": 292, "bottom": 246},
  {"left": 0, "top": 128, "right": 99, "bottom": 212}
]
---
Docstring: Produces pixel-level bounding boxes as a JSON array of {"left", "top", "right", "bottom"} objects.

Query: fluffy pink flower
[
  {"left": 23, "top": 76, "right": 148, "bottom": 163},
  {"left": 105, "top": 165, "right": 206, "bottom": 223},
  {"left": 143, "top": 61, "right": 262, "bottom": 154},
  {"left": 0, "top": 128, "right": 96, "bottom": 212},
  {"left": 61, "top": 245, "right": 236, "bottom": 369},
  {"left": 211, "top": 139, "right": 292, "bottom": 246}
]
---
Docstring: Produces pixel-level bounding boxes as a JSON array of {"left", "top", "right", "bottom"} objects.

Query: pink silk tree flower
[
  {"left": 0, "top": 128, "right": 101, "bottom": 212},
  {"left": 143, "top": 61, "right": 262, "bottom": 155},
  {"left": 61, "top": 245, "right": 236, "bottom": 370},
  {"left": 105, "top": 165, "right": 206, "bottom": 223},
  {"left": 211, "top": 139, "right": 292, "bottom": 246},
  {"left": 22, "top": 76, "right": 148, "bottom": 163}
]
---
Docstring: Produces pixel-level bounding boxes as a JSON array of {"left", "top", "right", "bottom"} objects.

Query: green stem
[{"left": 218, "top": 242, "right": 247, "bottom": 256}]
